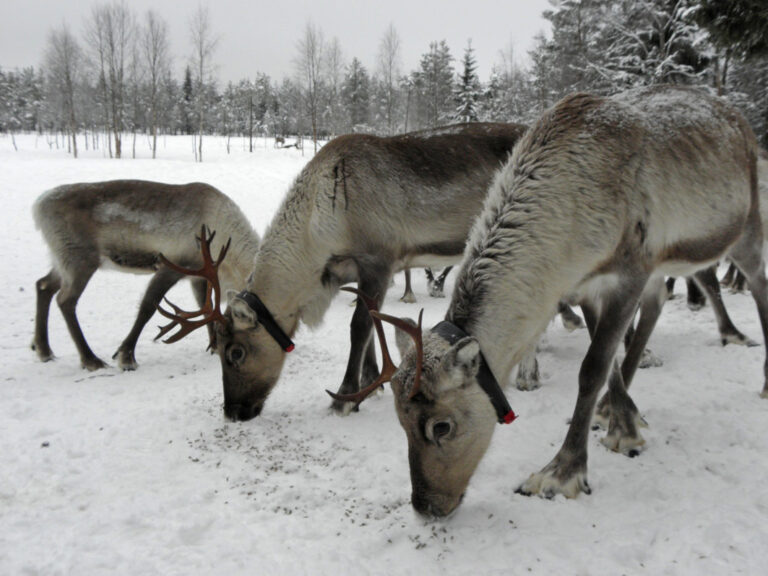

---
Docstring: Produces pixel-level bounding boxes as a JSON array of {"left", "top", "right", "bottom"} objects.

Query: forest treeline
[{"left": 1, "top": 0, "right": 766, "bottom": 160}]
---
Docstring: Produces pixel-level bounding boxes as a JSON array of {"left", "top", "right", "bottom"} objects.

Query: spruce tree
[{"left": 454, "top": 40, "right": 480, "bottom": 123}]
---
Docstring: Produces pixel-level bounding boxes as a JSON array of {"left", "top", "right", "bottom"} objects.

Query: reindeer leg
[
  {"left": 720, "top": 262, "right": 736, "bottom": 288},
  {"left": 518, "top": 279, "right": 645, "bottom": 498},
  {"left": 331, "top": 262, "right": 391, "bottom": 415},
  {"left": 56, "top": 261, "right": 107, "bottom": 371},
  {"left": 400, "top": 269, "right": 416, "bottom": 303},
  {"left": 727, "top": 211, "right": 768, "bottom": 397},
  {"left": 429, "top": 266, "right": 453, "bottom": 298},
  {"left": 558, "top": 301, "right": 584, "bottom": 331},
  {"left": 113, "top": 267, "right": 183, "bottom": 370},
  {"left": 692, "top": 267, "right": 756, "bottom": 347},
  {"left": 515, "top": 345, "right": 541, "bottom": 391},
  {"left": 598, "top": 277, "right": 668, "bottom": 455},
  {"left": 32, "top": 269, "right": 62, "bottom": 362},
  {"left": 665, "top": 276, "right": 677, "bottom": 300},
  {"left": 685, "top": 276, "right": 707, "bottom": 310}
]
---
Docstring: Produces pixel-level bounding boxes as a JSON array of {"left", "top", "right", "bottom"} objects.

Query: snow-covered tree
[
  {"left": 43, "top": 24, "right": 82, "bottom": 157},
  {"left": 454, "top": 39, "right": 480, "bottom": 123},
  {"left": 342, "top": 57, "right": 371, "bottom": 132},
  {"left": 413, "top": 40, "right": 454, "bottom": 128},
  {"left": 376, "top": 23, "right": 402, "bottom": 134}
]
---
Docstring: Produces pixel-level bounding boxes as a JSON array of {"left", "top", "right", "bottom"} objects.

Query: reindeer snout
[
  {"left": 224, "top": 402, "right": 263, "bottom": 421},
  {"left": 411, "top": 491, "right": 464, "bottom": 518}
]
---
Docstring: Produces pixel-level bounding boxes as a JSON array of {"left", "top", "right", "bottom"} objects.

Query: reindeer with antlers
[
  {"left": 158, "top": 123, "right": 546, "bottom": 421},
  {"left": 332, "top": 86, "right": 768, "bottom": 517},
  {"left": 32, "top": 180, "right": 258, "bottom": 370}
]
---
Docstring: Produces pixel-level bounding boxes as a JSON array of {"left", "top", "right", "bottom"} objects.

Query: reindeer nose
[
  {"left": 224, "top": 402, "right": 263, "bottom": 421},
  {"left": 411, "top": 491, "right": 464, "bottom": 518}
]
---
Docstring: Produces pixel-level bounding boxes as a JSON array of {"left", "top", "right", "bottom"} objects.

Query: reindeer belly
[{"left": 101, "top": 251, "right": 161, "bottom": 274}]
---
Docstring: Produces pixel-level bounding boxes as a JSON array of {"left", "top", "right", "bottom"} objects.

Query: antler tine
[
  {"left": 370, "top": 308, "right": 424, "bottom": 400},
  {"left": 154, "top": 225, "right": 230, "bottom": 344},
  {"left": 325, "top": 287, "right": 399, "bottom": 408}
]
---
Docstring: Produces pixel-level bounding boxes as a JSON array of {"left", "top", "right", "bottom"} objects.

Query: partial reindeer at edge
[
  {"left": 350, "top": 86, "right": 768, "bottom": 518},
  {"left": 32, "top": 180, "right": 259, "bottom": 370}
]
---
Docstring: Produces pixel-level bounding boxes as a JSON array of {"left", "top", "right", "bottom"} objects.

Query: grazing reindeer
[
  {"left": 32, "top": 180, "right": 259, "bottom": 370},
  {"left": 159, "top": 123, "right": 530, "bottom": 421},
  {"left": 338, "top": 86, "right": 768, "bottom": 517}
]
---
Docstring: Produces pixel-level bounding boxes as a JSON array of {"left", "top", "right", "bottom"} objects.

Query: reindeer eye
[
  {"left": 426, "top": 419, "right": 455, "bottom": 445},
  {"left": 226, "top": 345, "right": 246, "bottom": 366}
]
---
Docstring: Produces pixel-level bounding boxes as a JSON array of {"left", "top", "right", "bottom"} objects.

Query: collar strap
[
  {"left": 236, "top": 291, "right": 295, "bottom": 353},
  {"left": 431, "top": 321, "right": 517, "bottom": 425}
]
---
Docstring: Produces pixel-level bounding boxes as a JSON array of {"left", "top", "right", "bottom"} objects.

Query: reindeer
[
  {"left": 31, "top": 180, "right": 259, "bottom": 371},
  {"left": 158, "top": 123, "right": 537, "bottom": 421},
  {"left": 332, "top": 86, "right": 768, "bottom": 517}
]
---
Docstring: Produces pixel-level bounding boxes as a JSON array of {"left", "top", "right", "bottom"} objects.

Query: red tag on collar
[{"left": 502, "top": 410, "right": 517, "bottom": 424}]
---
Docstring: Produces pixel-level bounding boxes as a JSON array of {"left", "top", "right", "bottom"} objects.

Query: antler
[
  {"left": 155, "top": 225, "right": 231, "bottom": 343},
  {"left": 326, "top": 287, "right": 424, "bottom": 407},
  {"left": 371, "top": 308, "right": 424, "bottom": 400}
]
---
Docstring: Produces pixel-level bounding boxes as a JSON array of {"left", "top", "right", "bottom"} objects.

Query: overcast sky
[{"left": 1, "top": 0, "right": 552, "bottom": 83}]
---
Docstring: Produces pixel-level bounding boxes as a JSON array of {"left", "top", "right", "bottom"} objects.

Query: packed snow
[{"left": 1, "top": 133, "right": 767, "bottom": 575}]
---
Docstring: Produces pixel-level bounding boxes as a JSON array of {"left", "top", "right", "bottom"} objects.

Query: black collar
[
  {"left": 432, "top": 320, "right": 517, "bottom": 425},
  {"left": 236, "top": 291, "right": 295, "bottom": 353}
]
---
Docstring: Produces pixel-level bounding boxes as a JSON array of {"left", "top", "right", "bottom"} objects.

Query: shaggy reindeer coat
[{"left": 385, "top": 86, "right": 767, "bottom": 517}]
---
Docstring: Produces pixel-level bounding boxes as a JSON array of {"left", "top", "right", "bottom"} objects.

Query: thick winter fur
[
  {"left": 386, "top": 86, "right": 768, "bottom": 517},
  {"left": 32, "top": 179, "right": 259, "bottom": 370},
  {"left": 212, "top": 123, "right": 528, "bottom": 421}
]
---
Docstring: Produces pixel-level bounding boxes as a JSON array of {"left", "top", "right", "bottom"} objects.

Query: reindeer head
[
  {"left": 329, "top": 289, "right": 514, "bottom": 518},
  {"left": 157, "top": 226, "right": 294, "bottom": 421},
  {"left": 213, "top": 292, "right": 294, "bottom": 420}
]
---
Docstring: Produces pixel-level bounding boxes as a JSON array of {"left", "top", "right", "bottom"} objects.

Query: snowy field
[{"left": 1, "top": 132, "right": 767, "bottom": 576}]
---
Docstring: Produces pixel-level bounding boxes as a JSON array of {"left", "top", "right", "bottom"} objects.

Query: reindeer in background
[
  {"left": 339, "top": 86, "right": 768, "bottom": 517},
  {"left": 32, "top": 180, "right": 259, "bottom": 370}
]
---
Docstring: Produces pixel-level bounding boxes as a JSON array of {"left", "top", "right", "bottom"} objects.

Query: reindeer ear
[
  {"left": 439, "top": 337, "right": 481, "bottom": 391},
  {"left": 227, "top": 293, "right": 258, "bottom": 329}
]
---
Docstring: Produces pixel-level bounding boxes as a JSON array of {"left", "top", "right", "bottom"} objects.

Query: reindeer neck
[
  {"left": 446, "top": 171, "right": 583, "bottom": 385},
  {"left": 244, "top": 190, "right": 323, "bottom": 336}
]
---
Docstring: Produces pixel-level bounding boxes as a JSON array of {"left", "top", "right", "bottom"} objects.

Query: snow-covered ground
[{"left": 1, "top": 132, "right": 767, "bottom": 575}]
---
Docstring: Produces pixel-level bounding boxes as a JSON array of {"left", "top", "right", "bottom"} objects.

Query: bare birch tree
[
  {"left": 295, "top": 21, "right": 324, "bottom": 153},
  {"left": 44, "top": 23, "right": 82, "bottom": 158},
  {"left": 141, "top": 10, "right": 170, "bottom": 159},
  {"left": 324, "top": 37, "right": 344, "bottom": 137},
  {"left": 377, "top": 23, "right": 401, "bottom": 135},
  {"left": 86, "top": 1, "right": 134, "bottom": 159},
  {"left": 189, "top": 4, "right": 218, "bottom": 163}
]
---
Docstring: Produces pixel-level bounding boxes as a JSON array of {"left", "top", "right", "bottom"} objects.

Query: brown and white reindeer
[
  {"left": 340, "top": 86, "right": 768, "bottom": 517},
  {"left": 159, "top": 123, "right": 538, "bottom": 421},
  {"left": 32, "top": 180, "right": 259, "bottom": 371}
]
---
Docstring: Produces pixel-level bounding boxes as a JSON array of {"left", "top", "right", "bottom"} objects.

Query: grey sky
[{"left": 1, "top": 0, "right": 552, "bottom": 83}]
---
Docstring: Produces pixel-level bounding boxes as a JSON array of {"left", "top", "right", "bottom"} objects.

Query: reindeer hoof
[
  {"left": 330, "top": 399, "right": 358, "bottom": 416},
  {"left": 517, "top": 469, "right": 590, "bottom": 499},
  {"left": 82, "top": 357, "right": 108, "bottom": 371},
  {"left": 601, "top": 429, "right": 645, "bottom": 456},
  {"left": 721, "top": 332, "right": 759, "bottom": 347},
  {"left": 400, "top": 293, "right": 417, "bottom": 304},
  {"left": 32, "top": 342, "right": 55, "bottom": 362},
  {"left": 113, "top": 349, "right": 138, "bottom": 371},
  {"left": 516, "top": 377, "right": 541, "bottom": 391},
  {"left": 638, "top": 349, "right": 663, "bottom": 369}
]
